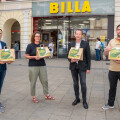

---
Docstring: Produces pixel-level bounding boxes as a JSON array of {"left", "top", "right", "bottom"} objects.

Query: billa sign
[
  {"left": 32, "top": 0, "right": 114, "bottom": 17},
  {"left": 50, "top": 1, "right": 91, "bottom": 14}
]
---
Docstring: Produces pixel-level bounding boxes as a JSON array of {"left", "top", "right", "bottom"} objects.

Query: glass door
[{"left": 57, "top": 18, "right": 70, "bottom": 58}]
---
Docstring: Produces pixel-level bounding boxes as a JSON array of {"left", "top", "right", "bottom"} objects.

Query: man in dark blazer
[{"left": 68, "top": 29, "right": 91, "bottom": 109}]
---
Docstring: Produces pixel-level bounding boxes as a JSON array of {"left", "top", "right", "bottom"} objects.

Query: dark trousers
[
  {"left": 95, "top": 49, "right": 100, "bottom": 60},
  {"left": 0, "top": 70, "right": 6, "bottom": 94},
  {"left": 15, "top": 51, "right": 19, "bottom": 59},
  {"left": 108, "top": 71, "right": 120, "bottom": 106},
  {"left": 71, "top": 69, "right": 87, "bottom": 101}
]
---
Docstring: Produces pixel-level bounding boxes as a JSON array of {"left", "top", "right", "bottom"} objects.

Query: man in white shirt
[
  {"left": 95, "top": 37, "right": 101, "bottom": 61},
  {"left": 68, "top": 29, "right": 91, "bottom": 109}
]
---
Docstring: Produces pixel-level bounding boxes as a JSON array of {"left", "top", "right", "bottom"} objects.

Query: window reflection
[{"left": 35, "top": 16, "right": 108, "bottom": 58}]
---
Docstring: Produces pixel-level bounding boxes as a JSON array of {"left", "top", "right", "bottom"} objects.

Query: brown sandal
[
  {"left": 33, "top": 97, "right": 39, "bottom": 103},
  {"left": 45, "top": 95, "right": 55, "bottom": 100}
]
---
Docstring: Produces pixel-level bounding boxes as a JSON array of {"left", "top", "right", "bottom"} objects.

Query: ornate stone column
[{"left": 22, "top": 10, "right": 30, "bottom": 51}]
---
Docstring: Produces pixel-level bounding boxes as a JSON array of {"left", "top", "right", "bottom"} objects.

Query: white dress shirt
[{"left": 75, "top": 42, "right": 80, "bottom": 64}]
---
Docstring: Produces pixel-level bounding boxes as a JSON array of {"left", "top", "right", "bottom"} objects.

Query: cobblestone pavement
[{"left": 0, "top": 58, "right": 120, "bottom": 120}]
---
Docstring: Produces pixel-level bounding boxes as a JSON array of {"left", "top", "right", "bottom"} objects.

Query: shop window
[
  {"left": 69, "top": 16, "right": 108, "bottom": 59},
  {"left": 34, "top": 16, "right": 108, "bottom": 58}
]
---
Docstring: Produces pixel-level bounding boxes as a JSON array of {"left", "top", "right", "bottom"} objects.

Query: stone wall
[{"left": 115, "top": 0, "right": 120, "bottom": 38}]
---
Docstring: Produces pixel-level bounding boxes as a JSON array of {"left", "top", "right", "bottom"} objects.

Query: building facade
[
  {"left": 0, "top": 0, "right": 119, "bottom": 58},
  {"left": 0, "top": 0, "right": 32, "bottom": 58}
]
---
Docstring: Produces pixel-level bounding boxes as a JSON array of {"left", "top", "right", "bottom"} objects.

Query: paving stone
[
  {"left": 49, "top": 114, "right": 70, "bottom": 120},
  {"left": 86, "top": 110, "right": 105, "bottom": 120},
  {"left": 70, "top": 116, "right": 86, "bottom": 120},
  {"left": 52, "top": 108, "right": 72, "bottom": 117},
  {"left": 106, "top": 109, "right": 120, "bottom": 120},
  {"left": 0, "top": 59, "right": 119, "bottom": 120},
  {"left": 89, "top": 103, "right": 105, "bottom": 111}
]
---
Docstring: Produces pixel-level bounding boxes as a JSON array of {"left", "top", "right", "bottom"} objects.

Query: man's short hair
[
  {"left": 75, "top": 29, "right": 83, "bottom": 34},
  {"left": 116, "top": 24, "right": 120, "bottom": 30}
]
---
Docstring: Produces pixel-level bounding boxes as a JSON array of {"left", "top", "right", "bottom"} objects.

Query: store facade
[
  {"left": 0, "top": 0, "right": 116, "bottom": 59},
  {"left": 32, "top": 0, "right": 114, "bottom": 58}
]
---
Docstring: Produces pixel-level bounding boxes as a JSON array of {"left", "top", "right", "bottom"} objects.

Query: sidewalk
[{"left": 0, "top": 58, "right": 120, "bottom": 120}]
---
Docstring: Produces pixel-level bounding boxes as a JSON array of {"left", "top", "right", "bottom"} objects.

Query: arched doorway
[
  {"left": 3, "top": 19, "right": 20, "bottom": 47},
  {"left": 3, "top": 19, "right": 21, "bottom": 58},
  {"left": 11, "top": 21, "right": 20, "bottom": 49},
  {"left": 1, "top": 10, "right": 32, "bottom": 58}
]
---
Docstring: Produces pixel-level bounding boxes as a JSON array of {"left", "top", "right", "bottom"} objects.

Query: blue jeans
[
  {"left": 95, "top": 49, "right": 100, "bottom": 60},
  {"left": 0, "top": 70, "right": 6, "bottom": 94},
  {"left": 71, "top": 69, "right": 87, "bottom": 101}
]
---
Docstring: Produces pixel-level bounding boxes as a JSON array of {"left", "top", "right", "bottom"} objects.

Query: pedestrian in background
[
  {"left": 0, "top": 29, "right": 13, "bottom": 113},
  {"left": 102, "top": 24, "right": 120, "bottom": 110},
  {"left": 48, "top": 40, "right": 54, "bottom": 58},
  {"left": 95, "top": 37, "right": 101, "bottom": 61},
  {"left": 100, "top": 42, "right": 105, "bottom": 60},
  {"left": 25, "top": 31, "right": 55, "bottom": 103},
  {"left": 14, "top": 41, "right": 19, "bottom": 59},
  {"left": 68, "top": 29, "right": 91, "bottom": 109}
]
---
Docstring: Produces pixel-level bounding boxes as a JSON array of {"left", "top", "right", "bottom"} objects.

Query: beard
[{"left": 117, "top": 34, "right": 120, "bottom": 38}]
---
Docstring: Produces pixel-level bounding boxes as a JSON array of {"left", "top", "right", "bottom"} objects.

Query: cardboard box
[
  {"left": 37, "top": 44, "right": 51, "bottom": 58},
  {"left": 68, "top": 47, "right": 83, "bottom": 60},
  {"left": 0, "top": 46, "right": 15, "bottom": 62},
  {"left": 109, "top": 47, "right": 120, "bottom": 60}
]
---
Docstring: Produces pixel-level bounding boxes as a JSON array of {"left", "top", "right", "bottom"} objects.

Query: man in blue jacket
[
  {"left": 0, "top": 29, "right": 6, "bottom": 113},
  {"left": 0, "top": 29, "right": 12, "bottom": 113}
]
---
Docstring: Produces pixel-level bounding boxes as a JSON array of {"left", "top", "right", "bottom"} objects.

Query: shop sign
[
  {"left": 100, "top": 36, "right": 106, "bottom": 42},
  {"left": 50, "top": 1, "right": 91, "bottom": 14},
  {"left": 32, "top": 0, "right": 114, "bottom": 17}
]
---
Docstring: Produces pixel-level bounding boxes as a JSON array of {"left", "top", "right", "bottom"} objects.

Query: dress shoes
[
  {"left": 83, "top": 101, "right": 88, "bottom": 109},
  {"left": 72, "top": 99, "right": 80, "bottom": 106}
]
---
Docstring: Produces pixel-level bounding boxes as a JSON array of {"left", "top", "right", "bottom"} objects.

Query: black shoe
[
  {"left": 72, "top": 99, "right": 80, "bottom": 106},
  {"left": 83, "top": 101, "right": 88, "bottom": 109}
]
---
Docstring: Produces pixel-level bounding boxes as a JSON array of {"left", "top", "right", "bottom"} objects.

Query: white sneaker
[
  {"left": 102, "top": 104, "right": 114, "bottom": 110},
  {"left": 0, "top": 103, "right": 5, "bottom": 108}
]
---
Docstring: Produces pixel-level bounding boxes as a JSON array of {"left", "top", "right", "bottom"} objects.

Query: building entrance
[
  {"left": 37, "top": 17, "right": 69, "bottom": 58},
  {"left": 41, "top": 29, "right": 58, "bottom": 57},
  {"left": 34, "top": 16, "right": 108, "bottom": 58}
]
